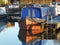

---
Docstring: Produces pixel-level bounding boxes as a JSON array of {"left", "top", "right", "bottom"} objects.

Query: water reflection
[
  {"left": 42, "top": 40, "right": 60, "bottom": 45},
  {"left": 0, "top": 22, "right": 22, "bottom": 45},
  {"left": 0, "top": 22, "right": 60, "bottom": 45},
  {"left": 0, "top": 22, "right": 6, "bottom": 32}
]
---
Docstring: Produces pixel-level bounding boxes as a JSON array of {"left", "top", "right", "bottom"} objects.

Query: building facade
[
  {"left": 57, "top": 0, "right": 60, "bottom": 2},
  {"left": 20, "top": 0, "right": 52, "bottom": 5}
]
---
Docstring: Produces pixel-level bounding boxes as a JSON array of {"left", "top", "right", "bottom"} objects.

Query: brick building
[
  {"left": 57, "top": 0, "right": 60, "bottom": 2},
  {"left": 20, "top": 0, "right": 52, "bottom": 5}
]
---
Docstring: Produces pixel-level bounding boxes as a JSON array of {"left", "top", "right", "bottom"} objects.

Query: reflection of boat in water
[
  {"left": 18, "top": 5, "right": 44, "bottom": 43},
  {"left": 18, "top": 4, "right": 60, "bottom": 43},
  {"left": 18, "top": 17, "right": 44, "bottom": 42}
]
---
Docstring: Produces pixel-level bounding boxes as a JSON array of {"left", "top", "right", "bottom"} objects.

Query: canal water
[
  {"left": 0, "top": 22, "right": 22, "bottom": 45},
  {"left": 0, "top": 22, "right": 60, "bottom": 45}
]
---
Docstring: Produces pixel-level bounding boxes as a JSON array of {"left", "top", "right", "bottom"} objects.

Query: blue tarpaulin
[{"left": 21, "top": 7, "right": 42, "bottom": 19}]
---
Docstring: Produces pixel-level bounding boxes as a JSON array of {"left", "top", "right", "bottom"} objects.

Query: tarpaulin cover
[{"left": 21, "top": 7, "right": 42, "bottom": 19}]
